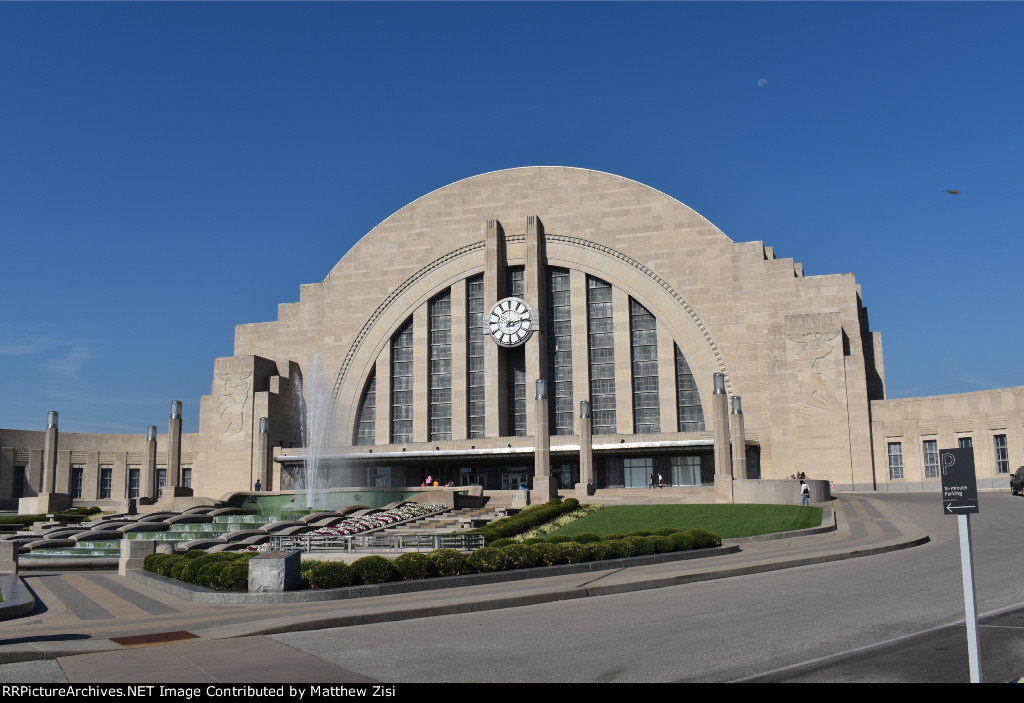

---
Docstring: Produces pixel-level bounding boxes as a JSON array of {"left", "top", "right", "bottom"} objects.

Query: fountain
[{"left": 293, "top": 353, "right": 331, "bottom": 509}]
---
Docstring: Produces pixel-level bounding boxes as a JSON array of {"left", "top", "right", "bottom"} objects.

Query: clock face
[{"left": 488, "top": 297, "right": 536, "bottom": 347}]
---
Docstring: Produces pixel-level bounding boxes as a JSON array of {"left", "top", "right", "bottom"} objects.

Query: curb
[
  {"left": 126, "top": 544, "right": 742, "bottom": 604},
  {"left": 0, "top": 574, "right": 36, "bottom": 621},
  {"left": 189, "top": 532, "right": 930, "bottom": 641}
]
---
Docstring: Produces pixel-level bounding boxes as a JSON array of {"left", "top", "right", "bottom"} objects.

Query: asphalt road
[{"left": 269, "top": 492, "right": 1024, "bottom": 683}]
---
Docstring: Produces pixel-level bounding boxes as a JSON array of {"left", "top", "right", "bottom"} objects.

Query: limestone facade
[
  {"left": 0, "top": 428, "right": 197, "bottom": 510},
  {"left": 196, "top": 167, "right": 887, "bottom": 494},
  {"left": 2, "top": 167, "right": 1021, "bottom": 504}
]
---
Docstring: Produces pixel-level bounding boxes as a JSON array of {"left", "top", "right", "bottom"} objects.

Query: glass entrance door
[
  {"left": 459, "top": 468, "right": 486, "bottom": 488},
  {"left": 671, "top": 456, "right": 701, "bottom": 485},
  {"left": 502, "top": 470, "right": 530, "bottom": 490},
  {"left": 623, "top": 457, "right": 652, "bottom": 488}
]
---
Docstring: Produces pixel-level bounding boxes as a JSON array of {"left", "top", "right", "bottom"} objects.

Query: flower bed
[{"left": 249, "top": 503, "right": 447, "bottom": 551}]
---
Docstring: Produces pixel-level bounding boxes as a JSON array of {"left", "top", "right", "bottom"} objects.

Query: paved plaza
[{"left": 0, "top": 494, "right": 928, "bottom": 682}]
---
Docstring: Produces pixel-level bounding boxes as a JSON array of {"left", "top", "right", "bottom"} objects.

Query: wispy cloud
[
  {"left": 0, "top": 334, "right": 95, "bottom": 381},
  {"left": 42, "top": 390, "right": 167, "bottom": 406},
  {"left": 37, "top": 345, "right": 94, "bottom": 380},
  {"left": 0, "top": 336, "right": 70, "bottom": 356}
]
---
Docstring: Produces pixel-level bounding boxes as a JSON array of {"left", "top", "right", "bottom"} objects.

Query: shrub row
[
  {"left": 0, "top": 506, "right": 104, "bottom": 527},
  {"left": 144, "top": 551, "right": 254, "bottom": 591},
  {"left": 146, "top": 526, "right": 721, "bottom": 592},
  {"left": 473, "top": 528, "right": 719, "bottom": 569},
  {"left": 296, "top": 550, "right": 472, "bottom": 589},
  {"left": 470, "top": 498, "right": 581, "bottom": 544}
]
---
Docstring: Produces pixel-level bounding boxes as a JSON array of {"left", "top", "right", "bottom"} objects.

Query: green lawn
[{"left": 545, "top": 504, "right": 823, "bottom": 539}]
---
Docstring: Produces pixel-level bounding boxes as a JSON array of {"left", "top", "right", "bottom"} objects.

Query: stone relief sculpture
[
  {"left": 784, "top": 313, "right": 846, "bottom": 417},
  {"left": 216, "top": 370, "right": 253, "bottom": 440}
]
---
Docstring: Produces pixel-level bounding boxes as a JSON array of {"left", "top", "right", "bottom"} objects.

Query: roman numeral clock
[{"left": 488, "top": 297, "right": 537, "bottom": 347}]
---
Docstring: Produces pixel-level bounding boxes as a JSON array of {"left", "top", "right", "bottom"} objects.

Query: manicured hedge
[
  {"left": 144, "top": 551, "right": 254, "bottom": 591},
  {"left": 467, "top": 547, "right": 511, "bottom": 573},
  {"left": 428, "top": 548, "right": 472, "bottom": 577},
  {"left": 469, "top": 498, "right": 581, "bottom": 544},
  {"left": 306, "top": 561, "right": 357, "bottom": 589},
  {"left": 350, "top": 556, "right": 399, "bottom": 585},
  {"left": 392, "top": 553, "right": 437, "bottom": 580},
  {"left": 685, "top": 528, "right": 722, "bottom": 549},
  {"left": 144, "top": 524, "right": 723, "bottom": 592},
  {"left": 501, "top": 543, "right": 541, "bottom": 569}
]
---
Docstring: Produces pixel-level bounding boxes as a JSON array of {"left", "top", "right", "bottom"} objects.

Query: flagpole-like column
[{"left": 712, "top": 374, "right": 734, "bottom": 503}]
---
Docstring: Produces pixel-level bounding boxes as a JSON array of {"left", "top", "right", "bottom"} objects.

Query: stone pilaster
[
  {"left": 42, "top": 412, "right": 58, "bottom": 493},
  {"left": 730, "top": 396, "right": 747, "bottom": 480},
  {"left": 577, "top": 401, "right": 594, "bottom": 495},
  {"left": 712, "top": 373, "right": 733, "bottom": 503},
  {"left": 168, "top": 401, "right": 182, "bottom": 487},
  {"left": 143, "top": 426, "right": 157, "bottom": 500},
  {"left": 524, "top": 216, "right": 548, "bottom": 439},
  {"left": 484, "top": 220, "right": 507, "bottom": 437}
]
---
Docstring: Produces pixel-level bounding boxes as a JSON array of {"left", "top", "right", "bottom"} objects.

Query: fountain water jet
[{"left": 293, "top": 354, "right": 331, "bottom": 509}]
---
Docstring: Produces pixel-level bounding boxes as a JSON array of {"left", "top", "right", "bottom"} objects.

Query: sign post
[{"left": 940, "top": 448, "right": 981, "bottom": 683}]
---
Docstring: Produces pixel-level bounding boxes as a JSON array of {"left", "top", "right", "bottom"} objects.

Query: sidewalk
[{"left": 0, "top": 494, "right": 928, "bottom": 683}]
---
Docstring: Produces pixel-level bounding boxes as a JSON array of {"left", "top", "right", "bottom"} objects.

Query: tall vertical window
[
  {"left": 888, "top": 442, "right": 904, "bottom": 480},
  {"left": 671, "top": 456, "right": 701, "bottom": 486},
  {"left": 391, "top": 320, "right": 414, "bottom": 443},
  {"left": 128, "top": 468, "right": 140, "bottom": 499},
  {"left": 623, "top": 457, "right": 653, "bottom": 488},
  {"left": 630, "top": 298, "right": 660, "bottom": 434},
  {"left": 13, "top": 466, "right": 25, "bottom": 498},
  {"left": 354, "top": 374, "right": 376, "bottom": 445},
  {"left": 675, "top": 344, "right": 705, "bottom": 431},
  {"left": 157, "top": 467, "right": 166, "bottom": 497},
  {"left": 506, "top": 266, "right": 524, "bottom": 299},
  {"left": 182, "top": 467, "right": 192, "bottom": 489},
  {"left": 958, "top": 437, "right": 973, "bottom": 449},
  {"left": 923, "top": 440, "right": 939, "bottom": 479},
  {"left": 547, "top": 268, "right": 573, "bottom": 435},
  {"left": 467, "top": 274, "right": 486, "bottom": 438},
  {"left": 71, "top": 466, "right": 84, "bottom": 499},
  {"left": 587, "top": 276, "right": 616, "bottom": 434},
  {"left": 100, "top": 467, "right": 112, "bottom": 499},
  {"left": 506, "top": 267, "right": 526, "bottom": 436},
  {"left": 994, "top": 434, "right": 1009, "bottom": 473},
  {"left": 429, "top": 290, "right": 453, "bottom": 441}
]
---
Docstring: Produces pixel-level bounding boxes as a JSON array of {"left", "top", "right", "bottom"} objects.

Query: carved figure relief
[
  {"left": 784, "top": 313, "right": 846, "bottom": 416},
  {"left": 216, "top": 370, "right": 254, "bottom": 440}
]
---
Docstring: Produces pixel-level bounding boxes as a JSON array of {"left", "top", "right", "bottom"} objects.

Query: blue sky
[{"left": 2, "top": 2, "right": 1022, "bottom": 434}]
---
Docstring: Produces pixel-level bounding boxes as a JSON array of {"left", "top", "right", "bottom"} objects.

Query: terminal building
[{"left": 3, "top": 167, "right": 1023, "bottom": 509}]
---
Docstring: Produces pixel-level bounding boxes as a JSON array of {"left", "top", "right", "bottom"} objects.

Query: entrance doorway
[
  {"left": 623, "top": 457, "right": 653, "bottom": 488},
  {"left": 459, "top": 468, "right": 486, "bottom": 489},
  {"left": 501, "top": 469, "right": 530, "bottom": 490}
]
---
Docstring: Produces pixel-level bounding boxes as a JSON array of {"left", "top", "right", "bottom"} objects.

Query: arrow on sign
[{"left": 945, "top": 503, "right": 976, "bottom": 513}]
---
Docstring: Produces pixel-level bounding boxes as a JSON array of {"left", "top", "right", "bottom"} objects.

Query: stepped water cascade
[{"left": 294, "top": 353, "right": 331, "bottom": 510}]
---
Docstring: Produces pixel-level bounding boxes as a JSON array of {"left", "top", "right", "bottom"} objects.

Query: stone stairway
[
  {"left": 584, "top": 485, "right": 716, "bottom": 505},
  {"left": 377, "top": 486, "right": 717, "bottom": 537}
]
